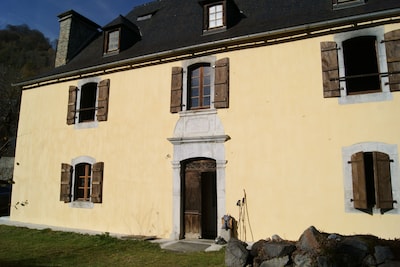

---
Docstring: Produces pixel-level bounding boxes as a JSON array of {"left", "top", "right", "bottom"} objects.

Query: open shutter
[
  {"left": 384, "top": 29, "right": 400, "bottom": 92},
  {"left": 60, "top": 163, "right": 72, "bottom": 203},
  {"left": 350, "top": 152, "right": 368, "bottom": 209},
  {"left": 320, "top": 42, "right": 341, "bottom": 98},
  {"left": 170, "top": 67, "right": 183, "bottom": 113},
  {"left": 214, "top": 57, "right": 229, "bottom": 108},
  {"left": 67, "top": 86, "right": 77, "bottom": 125},
  {"left": 373, "top": 152, "right": 394, "bottom": 212},
  {"left": 96, "top": 79, "right": 110, "bottom": 121},
  {"left": 91, "top": 162, "right": 104, "bottom": 203}
]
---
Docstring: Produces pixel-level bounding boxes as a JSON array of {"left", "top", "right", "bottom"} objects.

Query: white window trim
[
  {"left": 181, "top": 56, "right": 216, "bottom": 113},
  {"left": 75, "top": 77, "right": 101, "bottom": 129},
  {"left": 69, "top": 156, "right": 96, "bottom": 209},
  {"left": 342, "top": 142, "right": 400, "bottom": 214},
  {"left": 334, "top": 26, "right": 392, "bottom": 105}
]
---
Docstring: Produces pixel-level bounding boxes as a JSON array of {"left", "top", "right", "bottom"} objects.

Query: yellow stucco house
[{"left": 11, "top": 0, "right": 400, "bottom": 241}]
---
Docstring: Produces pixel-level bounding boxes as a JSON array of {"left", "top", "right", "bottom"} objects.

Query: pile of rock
[{"left": 225, "top": 226, "right": 400, "bottom": 267}]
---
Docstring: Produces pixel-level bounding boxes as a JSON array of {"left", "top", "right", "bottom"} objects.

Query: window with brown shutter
[
  {"left": 60, "top": 163, "right": 72, "bottom": 203},
  {"left": 91, "top": 162, "right": 104, "bottom": 203},
  {"left": 67, "top": 79, "right": 110, "bottom": 125},
  {"left": 170, "top": 67, "right": 183, "bottom": 113},
  {"left": 214, "top": 57, "right": 229, "bottom": 108},
  {"left": 320, "top": 42, "right": 341, "bottom": 98},
  {"left": 67, "top": 86, "right": 77, "bottom": 125},
  {"left": 384, "top": 29, "right": 400, "bottom": 92},
  {"left": 96, "top": 79, "right": 110, "bottom": 122},
  {"left": 349, "top": 151, "right": 395, "bottom": 214},
  {"left": 60, "top": 161, "right": 104, "bottom": 205}
]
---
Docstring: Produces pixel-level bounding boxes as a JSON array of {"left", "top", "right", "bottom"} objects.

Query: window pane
[
  {"left": 203, "top": 96, "right": 210, "bottom": 106},
  {"left": 191, "top": 78, "right": 199, "bottom": 87},
  {"left": 204, "top": 76, "right": 210, "bottom": 86},
  {"left": 191, "top": 98, "right": 199, "bottom": 108},
  {"left": 108, "top": 30, "right": 119, "bottom": 52},
  {"left": 191, "top": 88, "right": 199, "bottom": 97},
  {"left": 204, "top": 86, "right": 210, "bottom": 96}
]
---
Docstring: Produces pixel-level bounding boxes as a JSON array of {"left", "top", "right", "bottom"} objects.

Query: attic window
[
  {"left": 105, "top": 29, "right": 120, "bottom": 53},
  {"left": 333, "top": 0, "right": 365, "bottom": 9},
  {"left": 203, "top": 1, "right": 226, "bottom": 32}
]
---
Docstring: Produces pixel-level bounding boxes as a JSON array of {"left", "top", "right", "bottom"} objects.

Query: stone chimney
[{"left": 55, "top": 10, "right": 100, "bottom": 67}]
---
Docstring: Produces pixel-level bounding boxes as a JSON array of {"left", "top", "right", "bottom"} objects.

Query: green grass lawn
[{"left": 0, "top": 225, "right": 225, "bottom": 267}]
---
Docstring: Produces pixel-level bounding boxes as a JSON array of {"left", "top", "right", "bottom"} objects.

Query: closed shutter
[
  {"left": 373, "top": 152, "right": 394, "bottom": 212},
  {"left": 67, "top": 86, "right": 77, "bottom": 125},
  {"left": 91, "top": 162, "right": 104, "bottom": 203},
  {"left": 170, "top": 67, "right": 183, "bottom": 113},
  {"left": 320, "top": 42, "right": 341, "bottom": 98},
  {"left": 214, "top": 57, "right": 229, "bottom": 108},
  {"left": 384, "top": 29, "right": 400, "bottom": 92},
  {"left": 60, "top": 163, "right": 72, "bottom": 203},
  {"left": 96, "top": 79, "right": 110, "bottom": 121},
  {"left": 350, "top": 152, "right": 368, "bottom": 209}
]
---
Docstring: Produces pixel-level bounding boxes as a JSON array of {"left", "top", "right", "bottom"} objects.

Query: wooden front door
[{"left": 183, "top": 159, "right": 217, "bottom": 239}]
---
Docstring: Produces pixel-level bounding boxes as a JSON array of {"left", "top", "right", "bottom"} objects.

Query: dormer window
[
  {"left": 102, "top": 15, "right": 141, "bottom": 56},
  {"left": 333, "top": 0, "right": 365, "bottom": 10},
  {"left": 202, "top": 1, "right": 227, "bottom": 33},
  {"left": 106, "top": 29, "right": 120, "bottom": 53},
  {"left": 208, "top": 4, "right": 224, "bottom": 29}
]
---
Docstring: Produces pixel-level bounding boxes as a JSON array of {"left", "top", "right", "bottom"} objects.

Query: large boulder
[{"left": 225, "top": 238, "right": 249, "bottom": 267}]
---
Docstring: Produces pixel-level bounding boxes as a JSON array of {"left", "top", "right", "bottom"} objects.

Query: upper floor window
[
  {"left": 320, "top": 28, "right": 400, "bottom": 104},
  {"left": 332, "top": 0, "right": 365, "bottom": 9},
  {"left": 67, "top": 79, "right": 110, "bottom": 127},
  {"left": 60, "top": 158, "right": 104, "bottom": 207},
  {"left": 106, "top": 30, "right": 120, "bottom": 53},
  {"left": 188, "top": 64, "right": 212, "bottom": 110},
  {"left": 208, "top": 4, "right": 224, "bottom": 29},
  {"left": 342, "top": 36, "right": 380, "bottom": 95},
  {"left": 170, "top": 57, "right": 229, "bottom": 113}
]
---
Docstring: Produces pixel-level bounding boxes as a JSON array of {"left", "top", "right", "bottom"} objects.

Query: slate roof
[{"left": 19, "top": 0, "right": 400, "bottom": 86}]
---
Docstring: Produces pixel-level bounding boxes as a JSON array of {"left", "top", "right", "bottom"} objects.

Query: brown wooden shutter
[
  {"left": 170, "top": 67, "right": 183, "bottom": 113},
  {"left": 373, "top": 152, "right": 394, "bottom": 212},
  {"left": 214, "top": 57, "right": 229, "bottom": 108},
  {"left": 67, "top": 86, "right": 77, "bottom": 125},
  {"left": 384, "top": 30, "right": 400, "bottom": 92},
  {"left": 350, "top": 152, "right": 368, "bottom": 209},
  {"left": 96, "top": 79, "right": 110, "bottom": 121},
  {"left": 60, "top": 163, "right": 72, "bottom": 203},
  {"left": 320, "top": 42, "right": 341, "bottom": 98},
  {"left": 91, "top": 162, "right": 104, "bottom": 203}
]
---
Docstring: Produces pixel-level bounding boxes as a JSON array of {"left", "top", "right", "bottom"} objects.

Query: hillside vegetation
[{"left": 0, "top": 24, "right": 55, "bottom": 156}]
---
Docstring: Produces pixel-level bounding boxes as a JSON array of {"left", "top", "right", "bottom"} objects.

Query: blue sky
[{"left": 0, "top": 0, "right": 153, "bottom": 41}]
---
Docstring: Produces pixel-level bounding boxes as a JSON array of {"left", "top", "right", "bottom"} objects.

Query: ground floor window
[
  {"left": 342, "top": 143, "right": 399, "bottom": 215},
  {"left": 60, "top": 156, "right": 104, "bottom": 207}
]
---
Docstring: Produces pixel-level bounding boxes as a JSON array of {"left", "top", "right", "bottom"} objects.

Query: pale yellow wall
[
  {"left": 12, "top": 22, "right": 400, "bottom": 240},
  {"left": 12, "top": 65, "right": 177, "bottom": 237}
]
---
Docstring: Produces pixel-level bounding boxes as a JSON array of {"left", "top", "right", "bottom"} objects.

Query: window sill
[
  {"left": 203, "top": 26, "right": 227, "bottom": 36},
  {"left": 338, "top": 91, "right": 392, "bottom": 105},
  {"left": 69, "top": 201, "right": 94, "bottom": 209},
  {"left": 74, "top": 120, "right": 99, "bottom": 130}
]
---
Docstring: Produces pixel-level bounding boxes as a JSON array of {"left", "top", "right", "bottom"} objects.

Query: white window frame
[
  {"left": 342, "top": 142, "right": 400, "bottom": 214},
  {"left": 75, "top": 77, "right": 100, "bottom": 129},
  {"left": 208, "top": 4, "right": 224, "bottom": 29},
  {"left": 335, "top": 26, "right": 392, "bottom": 105},
  {"left": 181, "top": 56, "right": 216, "bottom": 113},
  {"left": 107, "top": 30, "right": 120, "bottom": 52},
  {"left": 70, "top": 156, "right": 96, "bottom": 209},
  {"left": 333, "top": 0, "right": 365, "bottom": 10}
]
